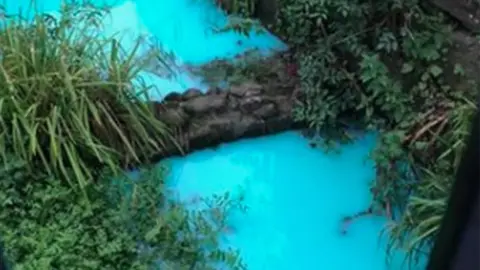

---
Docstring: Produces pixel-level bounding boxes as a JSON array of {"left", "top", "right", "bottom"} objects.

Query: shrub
[{"left": 0, "top": 153, "right": 245, "bottom": 269}]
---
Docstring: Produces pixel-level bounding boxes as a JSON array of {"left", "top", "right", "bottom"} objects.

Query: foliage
[
  {"left": 185, "top": 49, "right": 288, "bottom": 88},
  {"left": 214, "top": 0, "right": 257, "bottom": 34},
  {"left": 0, "top": 3, "right": 245, "bottom": 269},
  {"left": 0, "top": 3, "right": 175, "bottom": 192},
  {"left": 383, "top": 98, "right": 476, "bottom": 263},
  {"left": 0, "top": 152, "right": 245, "bottom": 270},
  {"left": 217, "top": 0, "right": 478, "bottom": 265}
]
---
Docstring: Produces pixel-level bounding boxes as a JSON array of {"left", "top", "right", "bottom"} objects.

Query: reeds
[
  {"left": 385, "top": 98, "right": 477, "bottom": 266},
  {"left": 0, "top": 2, "right": 175, "bottom": 191}
]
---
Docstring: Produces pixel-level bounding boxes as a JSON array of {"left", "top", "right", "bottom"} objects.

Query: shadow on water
[{"left": 5, "top": 0, "right": 425, "bottom": 269}]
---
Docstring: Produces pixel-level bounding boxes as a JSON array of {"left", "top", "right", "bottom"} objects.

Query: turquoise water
[
  {"left": 165, "top": 132, "right": 413, "bottom": 270},
  {"left": 6, "top": 0, "right": 424, "bottom": 269}
]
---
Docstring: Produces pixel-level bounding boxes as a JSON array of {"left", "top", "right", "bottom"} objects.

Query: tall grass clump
[
  {"left": 384, "top": 98, "right": 477, "bottom": 263},
  {"left": 0, "top": 3, "right": 173, "bottom": 190}
]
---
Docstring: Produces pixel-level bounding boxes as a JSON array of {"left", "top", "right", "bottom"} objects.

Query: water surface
[{"left": 165, "top": 131, "right": 414, "bottom": 270}]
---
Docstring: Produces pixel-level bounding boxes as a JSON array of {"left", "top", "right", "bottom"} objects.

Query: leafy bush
[
  {"left": 0, "top": 154, "right": 245, "bottom": 269},
  {"left": 217, "top": 0, "right": 478, "bottom": 265}
]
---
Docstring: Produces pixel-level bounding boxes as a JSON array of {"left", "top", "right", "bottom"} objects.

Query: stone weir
[{"left": 150, "top": 77, "right": 302, "bottom": 159}]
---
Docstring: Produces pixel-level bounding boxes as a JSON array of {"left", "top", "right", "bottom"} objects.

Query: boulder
[
  {"left": 150, "top": 78, "right": 298, "bottom": 160},
  {"left": 181, "top": 93, "right": 227, "bottom": 115}
]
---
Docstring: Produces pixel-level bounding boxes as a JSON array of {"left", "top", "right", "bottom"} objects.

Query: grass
[
  {"left": 0, "top": 2, "right": 245, "bottom": 269},
  {"left": 384, "top": 98, "right": 477, "bottom": 266},
  {"left": 0, "top": 3, "right": 174, "bottom": 193}
]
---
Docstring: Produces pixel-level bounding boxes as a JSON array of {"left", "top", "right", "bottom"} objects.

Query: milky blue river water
[{"left": 5, "top": 0, "right": 425, "bottom": 269}]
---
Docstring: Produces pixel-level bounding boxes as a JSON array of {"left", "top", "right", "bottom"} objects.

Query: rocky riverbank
[{"left": 150, "top": 56, "right": 303, "bottom": 159}]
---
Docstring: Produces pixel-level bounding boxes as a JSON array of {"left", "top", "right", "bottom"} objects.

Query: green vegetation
[
  {"left": 0, "top": 3, "right": 174, "bottom": 190},
  {"left": 0, "top": 3, "right": 244, "bottom": 269},
  {"left": 0, "top": 158, "right": 244, "bottom": 269},
  {"left": 0, "top": 0, "right": 477, "bottom": 268},
  {"left": 217, "top": 0, "right": 478, "bottom": 266}
]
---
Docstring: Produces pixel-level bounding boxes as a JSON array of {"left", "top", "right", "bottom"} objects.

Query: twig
[
  {"left": 428, "top": 115, "right": 449, "bottom": 146},
  {"left": 409, "top": 114, "right": 447, "bottom": 143},
  {"left": 340, "top": 205, "right": 383, "bottom": 235}
]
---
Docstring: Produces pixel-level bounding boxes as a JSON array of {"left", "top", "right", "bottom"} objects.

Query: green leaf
[
  {"left": 429, "top": 65, "right": 443, "bottom": 77},
  {"left": 401, "top": 63, "right": 414, "bottom": 74},
  {"left": 453, "top": 63, "right": 465, "bottom": 76}
]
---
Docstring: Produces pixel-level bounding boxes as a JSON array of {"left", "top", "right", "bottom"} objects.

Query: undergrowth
[
  {"left": 215, "top": 0, "right": 478, "bottom": 266},
  {"left": 0, "top": 153, "right": 245, "bottom": 270}
]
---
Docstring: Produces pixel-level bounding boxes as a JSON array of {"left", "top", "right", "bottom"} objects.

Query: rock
[
  {"left": 187, "top": 113, "right": 237, "bottom": 146},
  {"left": 188, "top": 122, "right": 212, "bottom": 145},
  {"left": 181, "top": 94, "right": 227, "bottom": 115},
  {"left": 252, "top": 103, "right": 277, "bottom": 118},
  {"left": 183, "top": 88, "right": 203, "bottom": 99},
  {"left": 429, "top": 0, "right": 480, "bottom": 32},
  {"left": 157, "top": 107, "right": 188, "bottom": 127},
  {"left": 234, "top": 115, "right": 261, "bottom": 137},
  {"left": 206, "top": 87, "right": 222, "bottom": 95},
  {"left": 443, "top": 30, "right": 480, "bottom": 93},
  {"left": 163, "top": 92, "right": 183, "bottom": 102},
  {"left": 450, "top": 30, "right": 480, "bottom": 80},
  {"left": 239, "top": 96, "right": 264, "bottom": 111},
  {"left": 146, "top": 54, "right": 302, "bottom": 161},
  {"left": 209, "top": 111, "right": 242, "bottom": 130},
  {"left": 227, "top": 94, "right": 240, "bottom": 110},
  {"left": 273, "top": 96, "right": 292, "bottom": 114},
  {"left": 230, "top": 82, "right": 263, "bottom": 97},
  {"left": 265, "top": 115, "right": 293, "bottom": 132}
]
